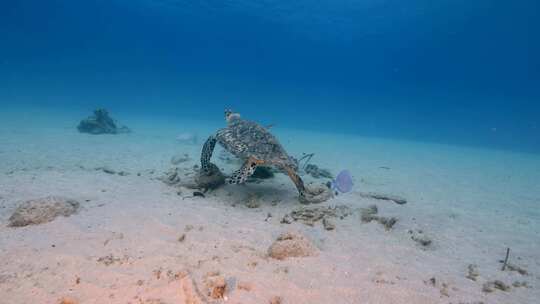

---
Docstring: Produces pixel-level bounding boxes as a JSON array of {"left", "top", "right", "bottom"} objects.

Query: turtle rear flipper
[
  {"left": 284, "top": 166, "right": 307, "bottom": 197},
  {"left": 201, "top": 136, "right": 217, "bottom": 175},
  {"left": 227, "top": 157, "right": 264, "bottom": 184},
  {"left": 284, "top": 166, "right": 333, "bottom": 204}
]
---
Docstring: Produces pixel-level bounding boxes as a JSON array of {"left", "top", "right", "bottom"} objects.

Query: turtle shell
[{"left": 215, "top": 118, "right": 294, "bottom": 167}]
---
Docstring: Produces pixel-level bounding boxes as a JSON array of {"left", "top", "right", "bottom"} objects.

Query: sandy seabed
[{"left": 1, "top": 108, "right": 539, "bottom": 304}]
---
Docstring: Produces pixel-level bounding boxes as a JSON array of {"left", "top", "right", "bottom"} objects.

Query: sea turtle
[{"left": 200, "top": 109, "right": 309, "bottom": 199}]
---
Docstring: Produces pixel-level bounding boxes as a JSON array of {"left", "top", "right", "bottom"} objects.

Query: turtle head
[{"left": 224, "top": 109, "right": 241, "bottom": 124}]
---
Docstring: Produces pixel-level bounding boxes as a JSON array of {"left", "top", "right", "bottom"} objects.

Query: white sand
[{"left": 1, "top": 107, "right": 539, "bottom": 304}]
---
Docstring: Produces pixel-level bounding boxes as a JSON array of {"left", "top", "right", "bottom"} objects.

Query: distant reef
[{"left": 77, "top": 108, "right": 130, "bottom": 135}]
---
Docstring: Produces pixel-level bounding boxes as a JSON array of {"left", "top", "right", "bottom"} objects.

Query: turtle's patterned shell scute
[{"left": 216, "top": 119, "right": 294, "bottom": 167}]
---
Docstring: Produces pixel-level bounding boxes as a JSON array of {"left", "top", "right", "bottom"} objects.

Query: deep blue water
[{"left": 1, "top": 1, "right": 539, "bottom": 152}]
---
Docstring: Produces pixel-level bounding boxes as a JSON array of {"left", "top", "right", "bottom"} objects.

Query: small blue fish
[{"left": 330, "top": 170, "right": 353, "bottom": 193}]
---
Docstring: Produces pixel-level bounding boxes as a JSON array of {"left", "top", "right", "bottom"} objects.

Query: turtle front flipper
[
  {"left": 227, "top": 157, "right": 264, "bottom": 184},
  {"left": 201, "top": 136, "right": 217, "bottom": 175}
]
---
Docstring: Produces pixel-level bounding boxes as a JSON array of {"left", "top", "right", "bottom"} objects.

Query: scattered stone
[
  {"left": 178, "top": 234, "right": 186, "bottom": 242},
  {"left": 504, "top": 263, "right": 529, "bottom": 276},
  {"left": 411, "top": 233, "right": 432, "bottom": 247},
  {"left": 269, "top": 296, "right": 282, "bottom": 304},
  {"left": 322, "top": 218, "right": 335, "bottom": 230},
  {"left": 96, "top": 166, "right": 116, "bottom": 174},
  {"left": 77, "top": 108, "right": 130, "bottom": 135},
  {"left": 482, "top": 280, "right": 511, "bottom": 293},
  {"left": 95, "top": 167, "right": 130, "bottom": 176},
  {"left": 280, "top": 214, "right": 293, "bottom": 224},
  {"left": 171, "top": 153, "right": 191, "bottom": 165},
  {"left": 97, "top": 254, "right": 129, "bottom": 266},
  {"left": 466, "top": 264, "right": 479, "bottom": 281},
  {"left": 204, "top": 272, "right": 227, "bottom": 299},
  {"left": 285, "top": 205, "right": 352, "bottom": 229},
  {"left": 237, "top": 281, "right": 253, "bottom": 291},
  {"left": 377, "top": 216, "right": 398, "bottom": 230},
  {"left": 268, "top": 231, "right": 317, "bottom": 260},
  {"left": 103, "top": 232, "right": 124, "bottom": 246},
  {"left": 59, "top": 297, "right": 79, "bottom": 304},
  {"left": 512, "top": 281, "right": 529, "bottom": 288},
  {"left": 245, "top": 194, "right": 261, "bottom": 208},
  {"left": 424, "top": 277, "right": 453, "bottom": 297},
  {"left": 305, "top": 164, "right": 333, "bottom": 179},
  {"left": 358, "top": 192, "right": 407, "bottom": 205},
  {"left": 372, "top": 271, "right": 396, "bottom": 285},
  {"left": 273, "top": 266, "right": 289, "bottom": 274},
  {"left": 8, "top": 196, "right": 80, "bottom": 227},
  {"left": 359, "top": 205, "right": 398, "bottom": 230},
  {"left": 161, "top": 167, "right": 183, "bottom": 185},
  {"left": 154, "top": 268, "right": 163, "bottom": 280},
  {"left": 440, "top": 282, "right": 450, "bottom": 297},
  {"left": 360, "top": 205, "right": 378, "bottom": 222}
]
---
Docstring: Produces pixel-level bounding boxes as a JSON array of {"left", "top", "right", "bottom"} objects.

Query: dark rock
[
  {"left": 358, "top": 192, "right": 407, "bottom": 205},
  {"left": 77, "top": 109, "right": 130, "bottom": 135}
]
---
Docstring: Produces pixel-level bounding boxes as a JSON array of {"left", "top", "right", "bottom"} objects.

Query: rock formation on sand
[
  {"left": 77, "top": 108, "right": 130, "bottom": 134},
  {"left": 8, "top": 196, "right": 80, "bottom": 227},
  {"left": 299, "top": 184, "right": 334, "bottom": 204},
  {"left": 194, "top": 163, "right": 225, "bottom": 190},
  {"left": 268, "top": 231, "right": 317, "bottom": 260}
]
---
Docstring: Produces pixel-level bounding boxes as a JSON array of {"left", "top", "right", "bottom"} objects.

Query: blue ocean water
[{"left": 1, "top": 0, "right": 539, "bottom": 152}]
